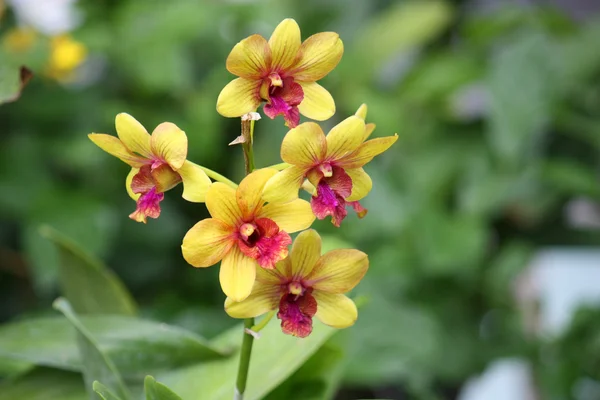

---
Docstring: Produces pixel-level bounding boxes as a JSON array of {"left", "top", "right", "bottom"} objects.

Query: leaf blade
[
  {"left": 40, "top": 225, "right": 137, "bottom": 316},
  {"left": 159, "top": 318, "right": 337, "bottom": 400},
  {"left": 53, "top": 298, "right": 131, "bottom": 400},
  {"left": 0, "top": 315, "right": 228, "bottom": 379},
  {"left": 144, "top": 376, "right": 182, "bottom": 400}
]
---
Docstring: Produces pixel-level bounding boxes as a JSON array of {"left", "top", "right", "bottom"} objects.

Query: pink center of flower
[
  {"left": 128, "top": 165, "right": 167, "bottom": 223},
  {"left": 236, "top": 218, "right": 292, "bottom": 269},
  {"left": 309, "top": 166, "right": 368, "bottom": 227},
  {"left": 261, "top": 74, "right": 304, "bottom": 128},
  {"left": 277, "top": 282, "right": 317, "bottom": 338},
  {"left": 129, "top": 187, "right": 164, "bottom": 223}
]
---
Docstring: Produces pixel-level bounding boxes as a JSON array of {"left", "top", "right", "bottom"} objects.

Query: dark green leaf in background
[{"left": 0, "top": 368, "right": 86, "bottom": 400}]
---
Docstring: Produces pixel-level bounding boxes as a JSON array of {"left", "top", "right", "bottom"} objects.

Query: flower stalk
[
  {"left": 192, "top": 162, "right": 238, "bottom": 188},
  {"left": 235, "top": 317, "right": 255, "bottom": 400},
  {"left": 235, "top": 112, "right": 258, "bottom": 400}
]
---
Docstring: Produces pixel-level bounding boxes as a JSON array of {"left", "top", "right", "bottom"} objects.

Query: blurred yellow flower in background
[
  {"left": 46, "top": 34, "right": 86, "bottom": 81},
  {"left": 2, "top": 27, "right": 37, "bottom": 52}
]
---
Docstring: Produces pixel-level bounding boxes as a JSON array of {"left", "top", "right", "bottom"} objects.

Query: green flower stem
[
  {"left": 251, "top": 310, "right": 276, "bottom": 332},
  {"left": 266, "top": 162, "right": 290, "bottom": 171},
  {"left": 235, "top": 317, "right": 255, "bottom": 399},
  {"left": 189, "top": 162, "right": 238, "bottom": 188},
  {"left": 235, "top": 114, "right": 259, "bottom": 400}
]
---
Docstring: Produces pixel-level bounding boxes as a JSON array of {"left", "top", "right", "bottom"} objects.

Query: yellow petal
[
  {"left": 297, "top": 82, "right": 335, "bottom": 121},
  {"left": 281, "top": 122, "right": 326, "bottom": 166},
  {"left": 151, "top": 163, "right": 182, "bottom": 192},
  {"left": 306, "top": 249, "right": 368, "bottom": 293},
  {"left": 325, "top": 116, "right": 366, "bottom": 160},
  {"left": 181, "top": 218, "right": 235, "bottom": 268},
  {"left": 226, "top": 34, "right": 271, "bottom": 79},
  {"left": 262, "top": 166, "right": 306, "bottom": 204},
  {"left": 125, "top": 168, "right": 140, "bottom": 200},
  {"left": 355, "top": 103, "right": 368, "bottom": 120},
  {"left": 257, "top": 259, "right": 287, "bottom": 284},
  {"left": 236, "top": 168, "right": 278, "bottom": 220},
  {"left": 220, "top": 247, "right": 257, "bottom": 302},
  {"left": 178, "top": 160, "right": 212, "bottom": 203},
  {"left": 216, "top": 78, "right": 262, "bottom": 118},
  {"left": 206, "top": 182, "right": 243, "bottom": 226},
  {"left": 224, "top": 281, "right": 280, "bottom": 319},
  {"left": 364, "top": 123, "right": 376, "bottom": 140},
  {"left": 337, "top": 134, "right": 398, "bottom": 169},
  {"left": 346, "top": 168, "right": 372, "bottom": 202},
  {"left": 115, "top": 113, "right": 153, "bottom": 158},
  {"left": 150, "top": 122, "right": 187, "bottom": 169},
  {"left": 290, "top": 229, "right": 321, "bottom": 279},
  {"left": 269, "top": 18, "right": 301, "bottom": 72},
  {"left": 313, "top": 292, "right": 357, "bottom": 329},
  {"left": 291, "top": 32, "right": 343, "bottom": 81},
  {"left": 258, "top": 198, "right": 315, "bottom": 233},
  {"left": 88, "top": 134, "right": 147, "bottom": 168}
]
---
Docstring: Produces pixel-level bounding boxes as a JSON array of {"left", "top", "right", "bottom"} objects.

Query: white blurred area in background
[
  {"left": 459, "top": 248, "right": 600, "bottom": 400},
  {"left": 6, "top": 0, "right": 81, "bottom": 35}
]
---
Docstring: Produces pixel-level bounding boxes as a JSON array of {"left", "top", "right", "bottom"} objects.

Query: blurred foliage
[{"left": 1, "top": 0, "right": 600, "bottom": 399}]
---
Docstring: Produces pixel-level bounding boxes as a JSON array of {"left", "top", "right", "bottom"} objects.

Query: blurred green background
[{"left": 2, "top": 0, "right": 600, "bottom": 399}]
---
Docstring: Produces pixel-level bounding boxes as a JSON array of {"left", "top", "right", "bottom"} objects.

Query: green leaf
[
  {"left": 0, "top": 64, "right": 32, "bottom": 105},
  {"left": 144, "top": 376, "right": 182, "bottom": 400},
  {"left": 40, "top": 225, "right": 137, "bottom": 316},
  {"left": 53, "top": 298, "right": 131, "bottom": 400},
  {"left": 159, "top": 318, "right": 337, "bottom": 400},
  {"left": 412, "top": 210, "right": 488, "bottom": 274},
  {"left": 0, "top": 315, "right": 227, "bottom": 379},
  {"left": 0, "top": 368, "right": 86, "bottom": 400},
  {"left": 354, "top": 1, "right": 453, "bottom": 70},
  {"left": 0, "top": 357, "right": 33, "bottom": 379},
  {"left": 542, "top": 160, "right": 600, "bottom": 198},
  {"left": 93, "top": 381, "right": 123, "bottom": 400},
  {"left": 487, "top": 32, "right": 558, "bottom": 165},
  {"left": 264, "top": 342, "right": 345, "bottom": 400}
]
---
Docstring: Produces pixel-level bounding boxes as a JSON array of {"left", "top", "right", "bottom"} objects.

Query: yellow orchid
[
  {"left": 263, "top": 105, "right": 398, "bottom": 226},
  {"left": 88, "top": 113, "right": 211, "bottom": 223},
  {"left": 216, "top": 18, "right": 343, "bottom": 128},
  {"left": 225, "top": 229, "right": 368, "bottom": 338},
  {"left": 181, "top": 169, "right": 315, "bottom": 302}
]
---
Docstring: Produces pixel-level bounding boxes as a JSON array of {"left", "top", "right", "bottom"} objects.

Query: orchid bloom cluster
[{"left": 89, "top": 18, "right": 397, "bottom": 338}]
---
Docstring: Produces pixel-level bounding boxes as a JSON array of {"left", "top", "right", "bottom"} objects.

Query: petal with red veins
[
  {"left": 291, "top": 33, "right": 343, "bottom": 82},
  {"left": 297, "top": 82, "right": 335, "bottom": 121},
  {"left": 181, "top": 218, "right": 235, "bottom": 268},
  {"left": 269, "top": 19, "right": 301, "bottom": 72},
  {"left": 217, "top": 78, "right": 262, "bottom": 118},
  {"left": 226, "top": 34, "right": 271, "bottom": 79},
  {"left": 150, "top": 122, "right": 187, "bottom": 170}
]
